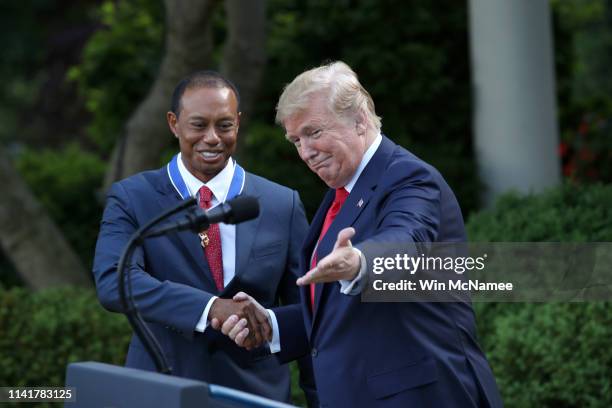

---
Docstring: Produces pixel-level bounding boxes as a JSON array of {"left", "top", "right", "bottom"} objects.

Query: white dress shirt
[
  {"left": 176, "top": 154, "right": 237, "bottom": 332},
  {"left": 268, "top": 134, "right": 383, "bottom": 353}
]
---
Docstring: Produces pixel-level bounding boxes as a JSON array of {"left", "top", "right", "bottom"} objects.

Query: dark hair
[{"left": 170, "top": 70, "right": 241, "bottom": 117}]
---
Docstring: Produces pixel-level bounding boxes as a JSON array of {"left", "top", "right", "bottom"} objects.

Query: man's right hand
[{"left": 209, "top": 293, "right": 272, "bottom": 350}]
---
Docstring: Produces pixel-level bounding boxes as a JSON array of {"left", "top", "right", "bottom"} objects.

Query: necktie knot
[
  {"left": 334, "top": 187, "right": 349, "bottom": 206},
  {"left": 198, "top": 185, "right": 213, "bottom": 209}
]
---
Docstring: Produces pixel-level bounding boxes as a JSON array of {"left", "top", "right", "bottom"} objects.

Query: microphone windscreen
[{"left": 227, "top": 195, "right": 260, "bottom": 224}]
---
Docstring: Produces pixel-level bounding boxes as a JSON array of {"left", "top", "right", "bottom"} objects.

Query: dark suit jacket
[
  {"left": 92, "top": 166, "right": 317, "bottom": 405},
  {"left": 274, "top": 136, "right": 503, "bottom": 407}
]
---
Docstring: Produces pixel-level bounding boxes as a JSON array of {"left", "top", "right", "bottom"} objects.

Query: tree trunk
[
  {"left": 220, "top": 0, "right": 267, "bottom": 159},
  {"left": 0, "top": 147, "right": 90, "bottom": 290},
  {"left": 103, "top": 0, "right": 220, "bottom": 191}
]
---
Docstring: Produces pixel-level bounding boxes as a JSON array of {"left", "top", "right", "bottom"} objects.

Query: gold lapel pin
[{"left": 199, "top": 231, "right": 210, "bottom": 248}]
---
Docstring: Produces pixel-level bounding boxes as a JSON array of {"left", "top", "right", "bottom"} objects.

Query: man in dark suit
[
  {"left": 219, "top": 61, "right": 503, "bottom": 407},
  {"left": 92, "top": 71, "right": 317, "bottom": 405}
]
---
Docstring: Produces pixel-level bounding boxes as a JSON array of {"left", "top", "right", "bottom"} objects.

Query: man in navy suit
[
  {"left": 92, "top": 71, "right": 317, "bottom": 405},
  {"left": 219, "top": 62, "right": 503, "bottom": 407}
]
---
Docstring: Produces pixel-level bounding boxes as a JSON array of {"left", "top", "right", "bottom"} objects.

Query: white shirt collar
[
  {"left": 177, "top": 153, "right": 235, "bottom": 205},
  {"left": 344, "top": 133, "right": 382, "bottom": 193}
]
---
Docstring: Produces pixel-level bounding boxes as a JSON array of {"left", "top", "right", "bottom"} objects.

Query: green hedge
[
  {"left": 0, "top": 286, "right": 309, "bottom": 406},
  {"left": 15, "top": 145, "right": 106, "bottom": 266},
  {"left": 467, "top": 183, "right": 612, "bottom": 407},
  {"left": 0, "top": 287, "right": 130, "bottom": 388}
]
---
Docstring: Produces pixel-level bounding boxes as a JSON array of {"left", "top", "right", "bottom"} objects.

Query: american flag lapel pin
[{"left": 357, "top": 198, "right": 364, "bottom": 208}]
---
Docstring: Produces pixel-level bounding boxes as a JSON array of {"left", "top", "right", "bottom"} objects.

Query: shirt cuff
[
  {"left": 339, "top": 247, "right": 367, "bottom": 295},
  {"left": 266, "top": 309, "right": 281, "bottom": 353},
  {"left": 195, "top": 296, "right": 218, "bottom": 333}
]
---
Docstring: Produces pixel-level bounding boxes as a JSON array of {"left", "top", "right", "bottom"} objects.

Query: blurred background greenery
[{"left": 0, "top": 0, "right": 611, "bottom": 406}]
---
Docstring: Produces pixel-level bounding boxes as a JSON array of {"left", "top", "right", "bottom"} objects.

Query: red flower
[
  {"left": 558, "top": 142, "right": 569, "bottom": 157},
  {"left": 563, "top": 159, "right": 576, "bottom": 177},
  {"left": 586, "top": 168, "right": 599, "bottom": 180},
  {"left": 578, "top": 147, "right": 595, "bottom": 162}
]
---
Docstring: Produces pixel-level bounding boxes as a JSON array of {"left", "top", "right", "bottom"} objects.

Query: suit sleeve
[
  {"left": 92, "top": 182, "right": 213, "bottom": 340},
  {"left": 278, "top": 189, "right": 308, "bottom": 305},
  {"left": 277, "top": 190, "right": 318, "bottom": 407},
  {"left": 356, "top": 162, "right": 442, "bottom": 270},
  {"left": 273, "top": 304, "right": 311, "bottom": 362}
]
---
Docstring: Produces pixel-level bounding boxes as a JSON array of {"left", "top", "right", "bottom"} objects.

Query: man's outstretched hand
[
  {"left": 296, "top": 227, "right": 360, "bottom": 286},
  {"left": 209, "top": 292, "right": 271, "bottom": 350}
]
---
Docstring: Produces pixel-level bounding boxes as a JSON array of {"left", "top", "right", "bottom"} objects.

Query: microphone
[{"left": 143, "top": 195, "right": 259, "bottom": 238}]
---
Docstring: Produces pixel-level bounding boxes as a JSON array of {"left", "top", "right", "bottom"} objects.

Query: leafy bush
[
  {"left": 15, "top": 144, "right": 106, "bottom": 266},
  {"left": 560, "top": 115, "right": 612, "bottom": 183},
  {"left": 467, "top": 183, "right": 612, "bottom": 242},
  {"left": 67, "top": 0, "right": 163, "bottom": 153},
  {"left": 0, "top": 287, "right": 130, "bottom": 389},
  {"left": 467, "top": 183, "right": 612, "bottom": 407},
  {"left": 0, "top": 286, "right": 311, "bottom": 407},
  {"left": 486, "top": 303, "right": 611, "bottom": 407}
]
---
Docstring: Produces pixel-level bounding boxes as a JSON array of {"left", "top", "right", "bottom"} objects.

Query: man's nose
[
  {"left": 201, "top": 126, "right": 221, "bottom": 144},
  {"left": 299, "top": 138, "right": 317, "bottom": 161}
]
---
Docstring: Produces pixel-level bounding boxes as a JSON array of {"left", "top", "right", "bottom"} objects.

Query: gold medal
[{"left": 199, "top": 231, "right": 210, "bottom": 248}]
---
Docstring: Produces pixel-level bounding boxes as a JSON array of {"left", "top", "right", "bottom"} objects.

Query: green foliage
[
  {"left": 0, "top": 255, "right": 22, "bottom": 289},
  {"left": 467, "top": 183, "right": 612, "bottom": 242},
  {"left": 0, "top": 0, "right": 49, "bottom": 141},
  {"left": 16, "top": 145, "right": 107, "bottom": 265},
  {"left": 553, "top": 0, "right": 612, "bottom": 113},
  {"left": 0, "top": 286, "right": 130, "bottom": 389},
  {"left": 486, "top": 303, "right": 611, "bottom": 407},
  {"left": 261, "top": 0, "right": 479, "bottom": 213},
  {"left": 467, "top": 183, "right": 612, "bottom": 407},
  {"left": 560, "top": 115, "right": 612, "bottom": 183},
  {"left": 290, "top": 362, "right": 307, "bottom": 407},
  {"left": 552, "top": 0, "right": 612, "bottom": 187},
  {"left": 67, "top": 0, "right": 163, "bottom": 153}
]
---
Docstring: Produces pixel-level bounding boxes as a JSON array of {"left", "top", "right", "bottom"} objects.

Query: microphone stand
[{"left": 117, "top": 197, "right": 196, "bottom": 375}]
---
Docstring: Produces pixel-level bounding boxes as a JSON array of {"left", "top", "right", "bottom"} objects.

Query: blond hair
[{"left": 275, "top": 61, "right": 382, "bottom": 132}]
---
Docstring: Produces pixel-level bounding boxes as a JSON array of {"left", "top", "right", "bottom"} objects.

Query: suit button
[{"left": 311, "top": 348, "right": 318, "bottom": 358}]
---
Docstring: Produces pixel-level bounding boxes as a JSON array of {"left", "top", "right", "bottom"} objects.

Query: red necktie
[
  {"left": 198, "top": 186, "right": 224, "bottom": 291},
  {"left": 310, "top": 187, "right": 349, "bottom": 310}
]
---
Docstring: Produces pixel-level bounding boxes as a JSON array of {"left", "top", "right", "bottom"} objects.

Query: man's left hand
[{"left": 297, "top": 227, "right": 360, "bottom": 286}]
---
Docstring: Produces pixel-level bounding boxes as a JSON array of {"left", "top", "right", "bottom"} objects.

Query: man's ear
[
  {"left": 167, "top": 111, "right": 179, "bottom": 138},
  {"left": 236, "top": 111, "right": 242, "bottom": 131},
  {"left": 355, "top": 110, "right": 367, "bottom": 136}
]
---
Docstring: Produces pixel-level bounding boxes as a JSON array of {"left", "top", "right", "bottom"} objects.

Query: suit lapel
[
  {"left": 300, "top": 189, "right": 335, "bottom": 330},
  {"left": 232, "top": 174, "right": 262, "bottom": 284},
  {"left": 311, "top": 136, "right": 396, "bottom": 330},
  {"left": 154, "top": 170, "right": 218, "bottom": 290}
]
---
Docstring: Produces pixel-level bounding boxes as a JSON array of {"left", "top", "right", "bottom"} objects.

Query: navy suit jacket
[
  {"left": 92, "top": 165, "right": 317, "bottom": 405},
  {"left": 274, "top": 136, "right": 503, "bottom": 407}
]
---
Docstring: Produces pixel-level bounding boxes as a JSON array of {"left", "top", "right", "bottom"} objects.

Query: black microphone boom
[{"left": 143, "top": 195, "right": 259, "bottom": 238}]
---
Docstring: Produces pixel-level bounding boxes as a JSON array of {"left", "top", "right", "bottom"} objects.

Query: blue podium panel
[
  {"left": 65, "top": 362, "right": 297, "bottom": 408},
  {"left": 65, "top": 362, "right": 210, "bottom": 408},
  {"left": 208, "top": 384, "right": 297, "bottom": 408}
]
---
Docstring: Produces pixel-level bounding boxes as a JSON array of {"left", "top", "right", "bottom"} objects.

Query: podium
[{"left": 65, "top": 362, "right": 297, "bottom": 408}]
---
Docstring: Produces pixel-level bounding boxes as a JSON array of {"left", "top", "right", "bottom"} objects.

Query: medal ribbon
[{"left": 167, "top": 154, "right": 245, "bottom": 201}]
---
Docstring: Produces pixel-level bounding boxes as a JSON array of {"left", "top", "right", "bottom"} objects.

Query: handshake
[{"left": 208, "top": 292, "right": 271, "bottom": 350}]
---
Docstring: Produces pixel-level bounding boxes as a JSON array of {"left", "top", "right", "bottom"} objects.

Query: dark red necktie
[
  {"left": 198, "top": 186, "right": 224, "bottom": 291},
  {"left": 310, "top": 187, "right": 349, "bottom": 310}
]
